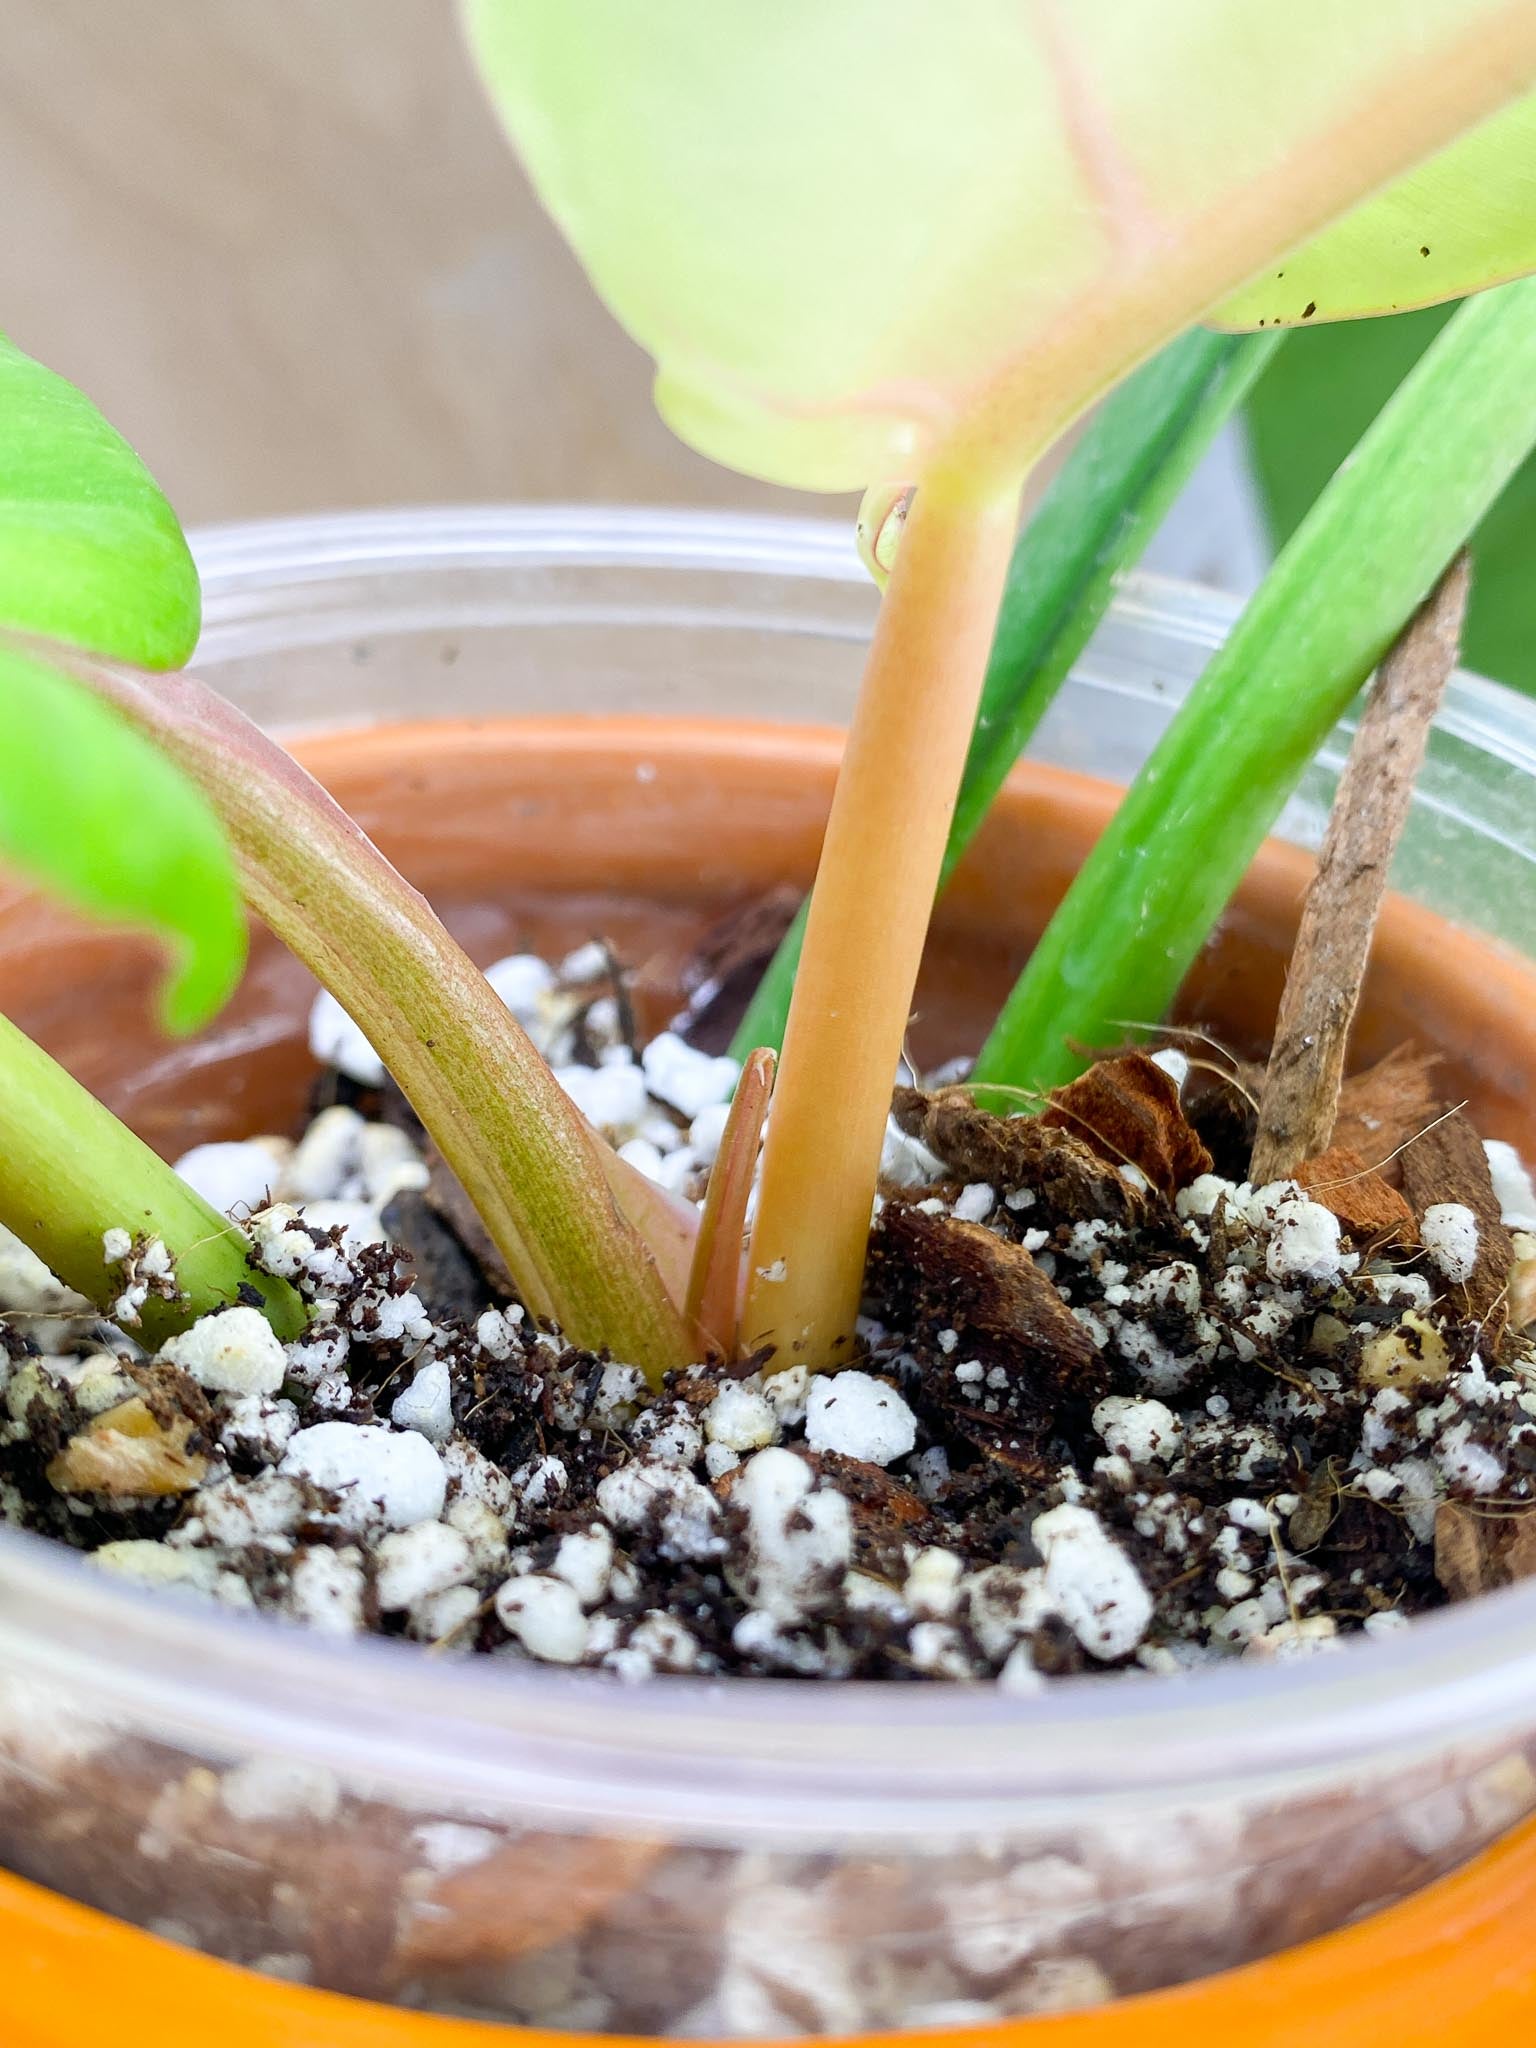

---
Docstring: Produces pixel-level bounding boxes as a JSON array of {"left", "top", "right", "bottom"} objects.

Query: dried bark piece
[
  {"left": 1398, "top": 1108, "right": 1513, "bottom": 1336},
  {"left": 1041, "top": 1051, "right": 1213, "bottom": 1196},
  {"left": 396, "top": 1832, "right": 664, "bottom": 1971},
  {"left": 1252, "top": 556, "right": 1469, "bottom": 1185},
  {"left": 663, "top": 885, "right": 803, "bottom": 1052},
  {"left": 808, "top": 1449, "right": 936, "bottom": 1573},
  {"left": 46, "top": 1395, "right": 208, "bottom": 1497},
  {"left": 1287, "top": 1459, "right": 1343, "bottom": 1553},
  {"left": 1330, "top": 1044, "right": 1444, "bottom": 1189},
  {"left": 867, "top": 1203, "right": 1107, "bottom": 1472},
  {"left": 1295, "top": 1144, "right": 1416, "bottom": 1247},
  {"left": 1434, "top": 1501, "right": 1536, "bottom": 1602},
  {"left": 380, "top": 1185, "right": 493, "bottom": 1325},
  {"left": 889, "top": 1087, "right": 1145, "bottom": 1225}
]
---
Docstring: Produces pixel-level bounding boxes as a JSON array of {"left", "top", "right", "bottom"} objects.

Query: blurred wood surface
[{"left": 0, "top": 0, "right": 842, "bottom": 526}]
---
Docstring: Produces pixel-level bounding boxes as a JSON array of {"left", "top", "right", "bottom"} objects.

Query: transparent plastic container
[{"left": 2, "top": 506, "right": 1536, "bottom": 2039}]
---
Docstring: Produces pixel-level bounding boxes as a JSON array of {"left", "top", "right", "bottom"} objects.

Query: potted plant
[{"left": 5, "top": 4, "right": 1536, "bottom": 2044}]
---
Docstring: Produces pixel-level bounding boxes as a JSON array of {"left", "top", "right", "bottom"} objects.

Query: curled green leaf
[{"left": 0, "top": 646, "right": 245, "bottom": 1033}]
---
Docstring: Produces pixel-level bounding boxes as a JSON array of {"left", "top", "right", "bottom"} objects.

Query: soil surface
[{"left": 4, "top": 939, "right": 1536, "bottom": 1686}]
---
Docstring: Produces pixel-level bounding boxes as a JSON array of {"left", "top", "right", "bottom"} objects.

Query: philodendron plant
[{"left": 5, "top": 3, "right": 1536, "bottom": 1391}]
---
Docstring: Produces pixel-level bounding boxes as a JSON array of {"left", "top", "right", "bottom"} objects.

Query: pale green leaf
[
  {"left": 1214, "top": 91, "right": 1536, "bottom": 330},
  {"left": 463, "top": 0, "right": 1536, "bottom": 493},
  {"left": 0, "top": 646, "right": 245, "bottom": 1032},
  {"left": 0, "top": 334, "right": 200, "bottom": 668}
]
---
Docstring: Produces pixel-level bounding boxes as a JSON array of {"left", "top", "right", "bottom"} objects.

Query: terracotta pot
[
  {"left": 3, "top": 508, "right": 1536, "bottom": 2046},
  {"left": 10, "top": 715, "right": 1536, "bottom": 1153},
  {"left": 1, "top": 712, "right": 1535, "bottom": 2048}
]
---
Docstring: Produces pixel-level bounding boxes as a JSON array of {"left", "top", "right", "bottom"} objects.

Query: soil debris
[
  {"left": 1041, "top": 1052, "right": 1213, "bottom": 1197},
  {"left": 1295, "top": 1145, "right": 1416, "bottom": 1247},
  {"left": 1330, "top": 1044, "right": 1444, "bottom": 1186},
  {"left": 889, "top": 1088, "right": 1146, "bottom": 1226},
  {"left": 4, "top": 961, "right": 1536, "bottom": 1697}
]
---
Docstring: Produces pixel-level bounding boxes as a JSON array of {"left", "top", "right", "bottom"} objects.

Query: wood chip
[
  {"left": 1295, "top": 1144, "right": 1416, "bottom": 1247},
  {"left": 1434, "top": 1501, "right": 1536, "bottom": 1601},
  {"left": 890, "top": 1087, "right": 1146, "bottom": 1224},
  {"left": 867, "top": 1203, "right": 1107, "bottom": 1472},
  {"left": 1288, "top": 1459, "right": 1343, "bottom": 1553},
  {"left": 1040, "top": 1051, "right": 1213, "bottom": 1196},
  {"left": 1329, "top": 1045, "right": 1444, "bottom": 1188},
  {"left": 1398, "top": 1107, "right": 1513, "bottom": 1337},
  {"left": 664, "top": 885, "right": 803, "bottom": 1052},
  {"left": 396, "top": 1833, "right": 664, "bottom": 1971},
  {"left": 46, "top": 1396, "right": 207, "bottom": 1498},
  {"left": 1251, "top": 555, "right": 1469, "bottom": 1185}
]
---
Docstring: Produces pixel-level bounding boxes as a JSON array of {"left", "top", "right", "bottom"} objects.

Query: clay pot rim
[{"left": 5, "top": 508, "right": 1536, "bottom": 1835}]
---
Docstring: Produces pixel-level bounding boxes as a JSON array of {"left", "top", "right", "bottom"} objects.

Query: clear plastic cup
[{"left": 2, "top": 506, "right": 1535, "bottom": 2038}]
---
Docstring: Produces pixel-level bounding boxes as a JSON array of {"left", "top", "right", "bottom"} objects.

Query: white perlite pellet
[
  {"left": 495, "top": 1573, "right": 590, "bottom": 1663},
  {"left": 640, "top": 1032, "right": 739, "bottom": 1118},
  {"left": 550, "top": 1524, "right": 615, "bottom": 1607},
  {"left": 162, "top": 1306, "right": 287, "bottom": 1398},
  {"left": 952, "top": 1182, "right": 995, "bottom": 1224},
  {"left": 880, "top": 1116, "right": 947, "bottom": 1188},
  {"left": 1260, "top": 1189, "right": 1357, "bottom": 1285},
  {"left": 1421, "top": 1202, "right": 1480, "bottom": 1284},
  {"left": 729, "top": 1447, "right": 852, "bottom": 1623},
  {"left": 594, "top": 1461, "right": 721, "bottom": 1562},
  {"left": 307, "top": 990, "right": 384, "bottom": 1087},
  {"left": 704, "top": 1380, "right": 779, "bottom": 1453},
  {"left": 286, "top": 1545, "right": 366, "bottom": 1636},
  {"left": 173, "top": 1140, "right": 282, "bottom": 1217},
  {"left": 553, "top": 1057, "right": 648, "bottom": 1140},
  {"left": 280, "top": 1423, "right": 446, "bottom": 1536},
  {"left": 220, "top": 1759, "right": 340, "bottom": 1826},
  {"left": 804, "top": 1371, "right": 917, "bottom": 1467},
  {"left": 1485, "top": 1140, "right": 1536, "bottom": 1230},
  {"left": 1092, "top": 1395, "right": 1182, "bottom": 1466},
  {"left": 373, "top": 1522, "right": 474, "bottom": 1610},
  {"left": 389, "top": 1360, "right": 454, "bottom": 1445},
  {"left": 483, "top": 952, "right": 554, "bottom": 1024},
  {"left": 1031, "top": 1503, "right": 1152, "bottom": 1661}
]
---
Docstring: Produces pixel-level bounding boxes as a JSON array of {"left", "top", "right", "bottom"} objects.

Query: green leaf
[
  {"left": 730, "top": 328, "right": 1283, "bottom": 1060},
  {"left": 464, "top": 0, "right": 1536, "bottom": 494},
  {"left": 974, "top": 278, "right": 1536, "bottom": 1095},
  {"left": 1244, "top": 304, "right": 1536, "bottom": 693},
  {"left": 1213, "top": 90, "right": 1536, "bottom": 330},
  {"left": 0, "top": 647, "right": 245, "bottom": 1032},
  {"left": 0, "top": 334, "right": 199, "bottom": 668}
]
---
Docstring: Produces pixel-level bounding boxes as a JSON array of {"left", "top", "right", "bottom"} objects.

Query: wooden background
[{"left": 0, "top": 0, "right": 839, "bottom": 527}]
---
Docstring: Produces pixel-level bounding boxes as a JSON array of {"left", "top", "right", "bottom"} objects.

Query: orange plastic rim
[{"left": 3, "top": 1815, "right": 1536, "bottom": 2048}]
